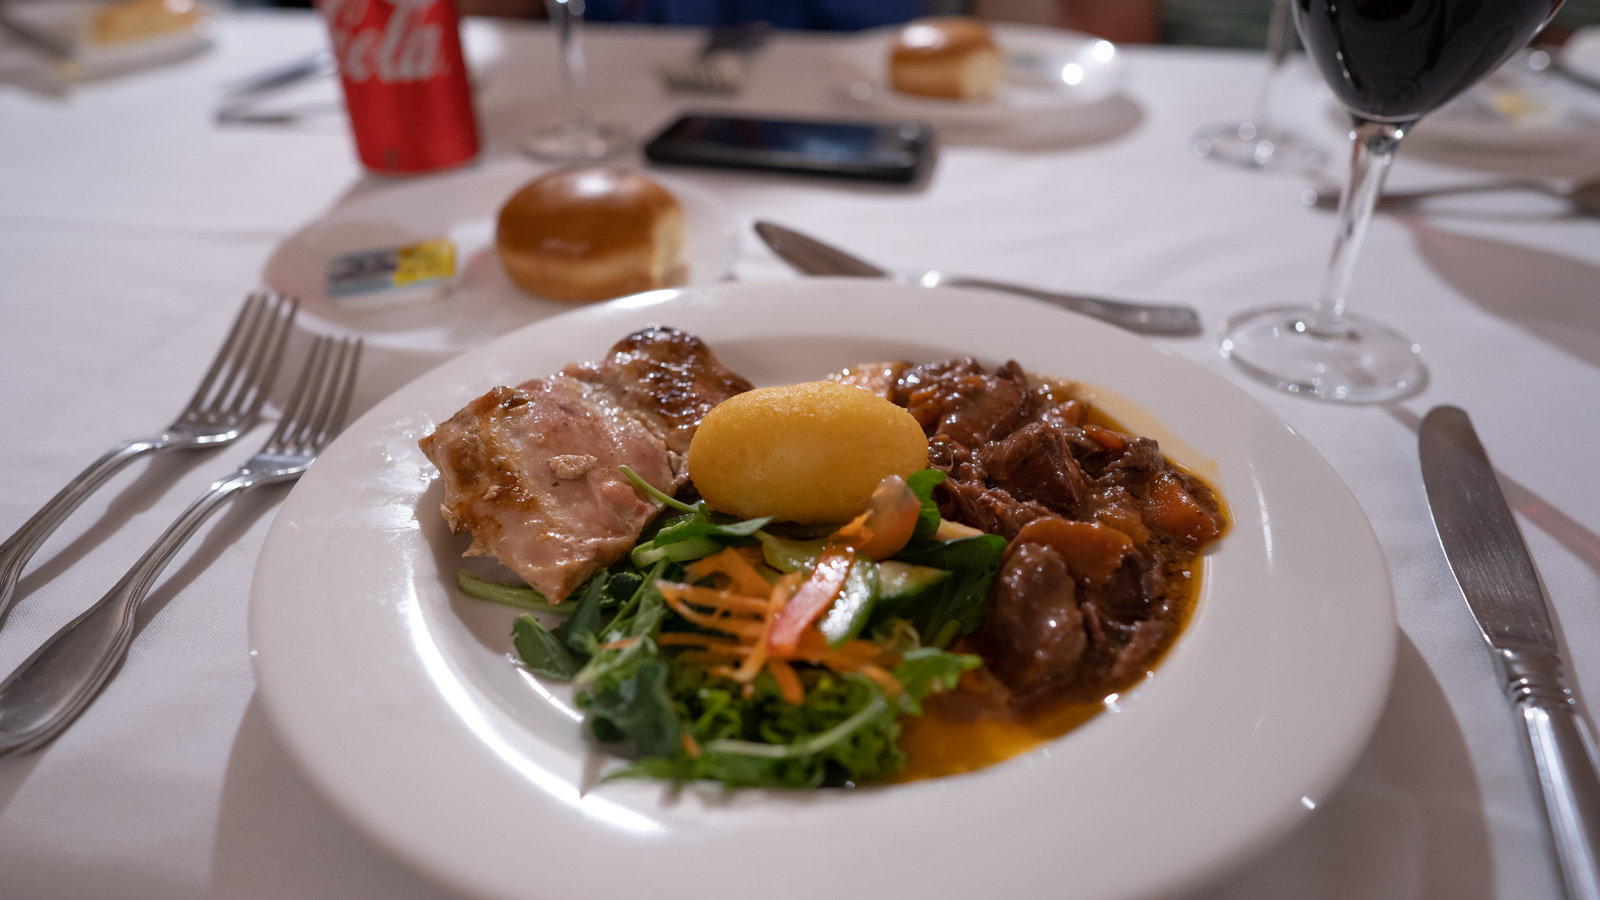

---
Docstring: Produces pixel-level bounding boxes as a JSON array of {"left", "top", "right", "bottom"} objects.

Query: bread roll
[
  {"left": 889, "top": 17, "right": 1004, "bottom": 101},
  {"left": 91, "top": 0, "right": 204, "bottom": 44},
  {"left": 496, "top": 167, "right": 686, "bottom": 303}
]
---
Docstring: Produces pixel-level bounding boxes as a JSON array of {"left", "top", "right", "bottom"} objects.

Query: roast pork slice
[
  {"left": 563, "top": 325, "right": 754, "bottom": 456},
  {"left": 419, "top": 374, "right": 681, "bottom": 602}
]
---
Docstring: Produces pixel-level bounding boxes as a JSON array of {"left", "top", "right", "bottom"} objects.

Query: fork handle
[
  {"left": 940, "top": 277, "right": 1204, "bottom": 337},
  {"left": 0, "top": 438, "right": 164, "bottom": 622},
  {"left": 0, "top": 474, "right": 250, "bottom": 756}
]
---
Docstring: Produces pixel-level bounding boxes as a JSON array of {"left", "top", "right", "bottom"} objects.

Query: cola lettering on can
[{"left": 320, "top": 0, "right": 480, "bottom": 175}]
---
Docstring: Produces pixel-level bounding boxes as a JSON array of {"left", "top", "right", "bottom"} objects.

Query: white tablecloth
[{"left": 2, "top": 12, "right": 1599, "bottom": 899}]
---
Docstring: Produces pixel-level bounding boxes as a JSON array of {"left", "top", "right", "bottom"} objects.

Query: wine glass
[
  {"left": 1220, "top": 0, "right": 1565, "bottom": 402},
  {"left": 1191, "top": 0, "right": 1323, "bottom": 172},
  {"left": 522, "top": 0, "right": 628, "bottom": 162}
]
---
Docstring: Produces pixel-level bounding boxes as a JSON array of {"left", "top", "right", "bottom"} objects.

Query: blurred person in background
[
  {"left": 987, "top": 0, "right": 1600, "bottom": 46},
  {"left": 254, "top": 0, "right": 1599, "bottom": 43}
]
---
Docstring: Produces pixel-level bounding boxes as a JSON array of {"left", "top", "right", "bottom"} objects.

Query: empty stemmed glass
[
  {"left": 1220, "top": 0, "right": 1565, "bottom": 402},
  {"left": 523, "top": 0, "right": 628, "bottom": 162},
  {"left": 1191, "top": 0, "right": 1323, "bottom": 172}
]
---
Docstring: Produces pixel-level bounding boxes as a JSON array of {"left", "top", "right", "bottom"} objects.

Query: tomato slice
[{"left": 767, "top": 544, "right": 855, "bottom": 657}]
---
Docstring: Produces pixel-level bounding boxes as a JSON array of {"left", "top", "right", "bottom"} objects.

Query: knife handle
[{"left": 1503, "top": 648, "right": 1600, "bottom": 900}]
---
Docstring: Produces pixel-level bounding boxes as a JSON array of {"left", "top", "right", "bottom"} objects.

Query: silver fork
[
  {"left": 0, "top": 294, "right": 298, "bottom": 624},
  {"left": 0, "top": 335, "right": 362, "bottom": 756}
]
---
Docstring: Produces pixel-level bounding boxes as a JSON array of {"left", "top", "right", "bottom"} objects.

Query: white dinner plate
[
  {"left": 0, "top": 0, "right": 214, "bottom": 82},
  {"left": 831, "top": 24, "right": 1124, "bottom": 129},
  {"left": 263, "top": 160, "right": 741, "bottom": 357},
  {"left": 250, "top": 279, "right": 1395, "bottom": 900}
]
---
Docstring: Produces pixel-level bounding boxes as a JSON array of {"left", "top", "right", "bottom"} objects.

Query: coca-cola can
[{"left": 320, "top": 0, "right": 480, "bottom": 175}]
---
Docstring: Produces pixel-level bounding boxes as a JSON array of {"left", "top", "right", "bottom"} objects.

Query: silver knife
[
  {"left": 753, "top": 221, "right": 1203, "bottom": 337},
  {"left": 1421, "top": 405, "right": 1600, "bottom": 900}
]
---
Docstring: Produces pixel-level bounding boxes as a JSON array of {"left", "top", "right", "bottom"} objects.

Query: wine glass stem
[
  {"left": 1249, "top": 0, "right": 1293, "bottom": 129},
  {"left": 546, "top": 0, "right": 594, "bottom": 138},
  {"left": 1313, "top": 117, "right": 1410, "bottom": 328}
]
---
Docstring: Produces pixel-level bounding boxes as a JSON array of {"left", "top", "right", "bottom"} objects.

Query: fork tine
[
  {"left": 320, "top": 339, "right": 363, "bottom": 450},
  {"left": 227, "top": 295, "right": 299, "bottom": 420},
  {"left": 181, "top": 293, "right": 267, "bottom": 416},
  {"left": 204, "top": 292, "right": 282, "bottom": 416},
  {"left": 288, "top": 338, "right": 336, "bottom": 454},
  {"left": 265, "top": 335, "right": 330, "bottom": 454},
  {"left": 308, "top": 338, "right": 362, "bottom": 452},
  {"left": 213, "top": 293, "right": 290, "bottom": 418}
]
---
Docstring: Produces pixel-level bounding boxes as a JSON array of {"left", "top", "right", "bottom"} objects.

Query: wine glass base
[
  {"left": 1219, "top": 305, "right": 1425, "bottom": 403},
  {"left": 1192, "top": 122, "right": 1325, "bottom": 174},
  {"left": 521, "top": 121, "right": 630, "bottom": 163}
]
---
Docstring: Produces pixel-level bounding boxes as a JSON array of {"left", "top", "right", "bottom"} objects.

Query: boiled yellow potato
[{"left": 689, "top": 381, "right": 929, "bottom": 524}]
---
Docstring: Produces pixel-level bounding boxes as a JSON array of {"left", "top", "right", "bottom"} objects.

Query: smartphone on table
[{"left": 644, "top": 114, "right": 936, "bottom": 185}]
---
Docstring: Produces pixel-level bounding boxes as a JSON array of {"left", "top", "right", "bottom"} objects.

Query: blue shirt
[{"left": 579, "top": 0, "right": 923, "bottom": 30}]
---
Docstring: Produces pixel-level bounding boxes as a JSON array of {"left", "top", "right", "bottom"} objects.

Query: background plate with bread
[
  {"left": 263, "top": 160, "right": 740, "bottom": 357},
  {"left": 832, "top": 21, "right": 1125, "bottom": 129}
]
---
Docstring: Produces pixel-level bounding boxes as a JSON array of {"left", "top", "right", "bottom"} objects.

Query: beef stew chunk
[
  {"left": 879, "top": 357, "right": 1224, "bottom": 715},
  {"left": 977, "top": 542, "right": 1086, "bottom": 688}
]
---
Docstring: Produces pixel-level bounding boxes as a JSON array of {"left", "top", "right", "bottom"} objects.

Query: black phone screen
[{"left": 644, "top": 114, "right": 934, "bottom": 184}]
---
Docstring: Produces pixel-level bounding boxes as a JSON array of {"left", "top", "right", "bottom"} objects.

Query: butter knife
[
  {"left": 753, "top": 221, "right": 1203, "bottom": 337},
  {"left": 1420, "top": 405, "right": 1600, "bottom": 900}
]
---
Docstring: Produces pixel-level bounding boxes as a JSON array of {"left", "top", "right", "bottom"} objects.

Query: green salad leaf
[
  {"left": 905, "top": 468, "right": 947, "bottom": 540},
  {"left": 511, "top": 615, "right": 579, "bottom": 680},
  {"left": 457, "top": 571, "right": 567, "bottom": 613},
  {"left": 883, "top": 534, "right": 1008, "bottom": 648},
  {"left": 891, "top": 647, "right": 982, "bottom": 715},
  {"left": 582, "top": 658, "right": 680, "bottom": 758},
  {"left": 604, "top": 636, "right": 978, "bottom": 789},
  {"left": 553, "top": 572, "right": 611, "bottom": 654}
]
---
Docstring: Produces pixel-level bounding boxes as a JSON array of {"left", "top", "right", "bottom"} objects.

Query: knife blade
[
  {"left": 1421, "top": 405, "right": 1600, "bottom": 900},
  {"left": 754, "top": 221, "right": 887, "bottom": 278},
  {"left": 752, "top": 221, "right": 1203, "bottom": 337}
]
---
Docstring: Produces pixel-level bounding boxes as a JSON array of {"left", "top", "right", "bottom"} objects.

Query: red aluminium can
[{"left": 319, "top": 0, "right": 480, "bottom": 175}]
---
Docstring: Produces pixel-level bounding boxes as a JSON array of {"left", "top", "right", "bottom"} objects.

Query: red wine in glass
[
  {"left": 1300, "top": 0, "right": 1562, "bottom": 121},
  {"left": 1219, "top": 0, "right": 1564, "bottom": 402}
]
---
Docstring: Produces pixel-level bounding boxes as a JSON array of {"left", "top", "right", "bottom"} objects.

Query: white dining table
[{"left": 2, "top": 9, "right": 1599, "bottom": 899}]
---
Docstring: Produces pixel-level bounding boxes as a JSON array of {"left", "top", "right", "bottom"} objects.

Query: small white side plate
[
  {"left": 0, "top": 0, "right": 214, "bottom": 81},
  {"left": 833, "top": 24, "right": 1125, "bottom": 129},
  {"left": 263, "top": 160, "right": 741, "bottom": 357}
]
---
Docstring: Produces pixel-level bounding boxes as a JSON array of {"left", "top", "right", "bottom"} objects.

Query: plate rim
[{"left": 249, "top": 278, "right": 1396, "bottom": 900}]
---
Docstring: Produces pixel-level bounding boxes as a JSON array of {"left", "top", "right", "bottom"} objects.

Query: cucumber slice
[
  {"left": 818, "top": 556, "right": 879, "bottom": 647},
  {"left": 877, "top": 561, "right": 950, "bottom": 601},
  {"left": 757, "top": 532, "right": 826, "bottom": 573}
]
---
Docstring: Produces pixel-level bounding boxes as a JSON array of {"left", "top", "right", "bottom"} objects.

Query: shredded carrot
[
  {"left": 857, "top": 663, "right": 903, "bottom": 696},
  {"left": 767, "top": 658, "right": 805, "bottom": 705},
  {"left": 686, "top": 547, "right": 772, "bottom": 597},
  {"left": 656, "top": 559, "right": 899, "bottom": 709},
  {"left": 597, "top": 637, "right": 640, "bottom": 651},
  {"left": 675, "top": 650, "right": 750, "bottom": 665},
  {"left": 732, "top": 573, "right": 800, "bottom": 685},
  {"left": 658, "top": 582, "right": 770, "bottom": 615},
  {"left": 657, "top": 633, "right": 747, "bottom": 652},
  {"left": 658, "top": 584, "right": 768, "bottom": 638},
  {"left": 682, "top": 732, "right": 702, "bottom": 759}
]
